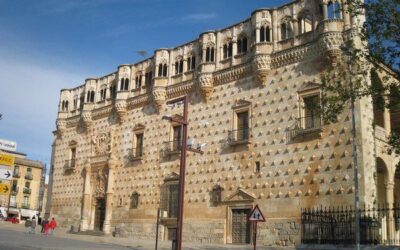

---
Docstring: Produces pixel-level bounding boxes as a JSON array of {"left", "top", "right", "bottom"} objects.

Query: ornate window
[
  {"left": 158, "top": 63, "right": 168, "bottom": 77},
  {"left": 130, "top": 191, "right": 139, "bottom": 209},
  {"left": 210, "top": 185, "right": 223, "bottom": 206},
  {"left": 328, "top": 1, "right": 341, "bottom": 19},
  {"left": 280, "top": 17, "right": 293, "bottom": 40},
  {"left": 145, "top": 71, "right": 152, "bottom": 86},
  {"left": 260, "top": 25, "right": 271, "bottom": 42},
  {"left": 237, "top": 36, "right": 248, "bottom": 54},
  {"left": 79, "top": 94, "right": 85, "bottom": 109},
  {"left": 109, "top": 84, "right": 117, "bottom": 100},
  {"left": 120, "top": 78, "right": 129, "bottom": 91},
  {"left": 187, "top": 55, "right": 196, "bottom": 71},
  {"left": 298, "top": 12, "right": 313, "bottom": 34},
  {"left": 135, "top": 74, "right": 142, "bottom": 89},
  {"left": 174, "top": 58, "right": 183, "bottom": 75},
  {"left": 100, "top": 86, "right": 107, "bottom": 101},
  {"left": 205, "top": 46, "right": 215, "bottom": 62},
  {"left": 223, "top": 41, "right": 233, "bottom": 59},
  {"left": 73, "top": 96, "right": 78, "bottom": 109},
  {"left": 61, "top": 100, "right": 69, "bottom": 111},
  {"left": 86, "top": 90, "right": 95, "bottom": 103},
  {"left": 160, "top": 174, "right": 179, "bottom": 218},
  {"left": 229, "top": 100, "right": 252, "bottom": 145}
]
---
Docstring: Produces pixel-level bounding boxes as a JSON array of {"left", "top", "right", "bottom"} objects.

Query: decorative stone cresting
[
  {"left": 197, "top": 73, "right": 214, "bottom": 101},
  {"left": 81, "top": 110, "right": 93, "bottom": 131},
  {"left": 56, "top": 119, "right": 66, "bottom": 136},
  {"left": 318, "top": 32, "right": 344, "bottom": 67},
  {"left": 252, "top": 55, "right": 271, "bottom": 86},
  {"left": 114, "top": 100, "right": 127, "bottom": 124},
  {"left": 152, "top": 86, "right": 166, "bottom": 111}
]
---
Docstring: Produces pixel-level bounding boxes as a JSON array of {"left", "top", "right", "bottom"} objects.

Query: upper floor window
[
  {"left": 172, "top": 125, "right": 182, "bottom": 152},
  {"left": 100, "top": 88, "right": 107, "bottom": 101},
  {"left": 301, "top": 94, "right": 321, "bottom": 130},
  {"left": 280, "top": 18, "right": 293, "bottom": 40},
  {"left": 298, "top": 13, "right": 313, "bottom": 34},
  {"left": 229, "top": 100, "right": 252, "bottom": 145},
  {"left": 328, "top": 1, "right": 341, "bottom": 19},
  {"left": 260, "top": 25, "right": 271, "bottom": 42},
  {"left": 120, "top": 78, "right": 129, "bottom": 91},
  {"left": 109, "top": 84, "right": 117, "bottom": 100},
  {"left": 86, "top": 90, "right": 95, "bottom": 103},
  {"left": 73, "top": 97, "right": 78, "bottom": 109},
  {"left": 237, "top": 37, "right": 248, "bottom": 54},
  {"left": 61, "top": 100, "right": 69, "bottom": 111},
  {"left": 158, "top": 63, "right": 168, "bottom": 77},
  {"left": 205, "top": 47, "right": 215, "bottom": 62},
  {"left": 210, "top": 185, "right": 223, "bottom": 206},
  {"left": 135, "top": 75, "right": 142, "bottom": 89},
  {"left": 145, "top": 71, "right": 152, "bottom": 86},
  {"left": 130, "top": 191, "right": 140, "bottom": 209},
  {"left": 187, "top": 56, "right": 196, "bottom": 71},
  {"left": 174, "top": 59, "right": 183, "bottom": 75},
  {"left": 223, "top": 41, "right": 233, "bottom": 59}
]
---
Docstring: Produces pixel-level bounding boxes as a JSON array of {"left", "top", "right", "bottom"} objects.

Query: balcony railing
[
  {"left": 163, "top": 140, "right": 182, "bottom": 155},
  {"left": 228, "top": 128, "right": 251, "bottom": 145},
  {"left": 24, "top": 173, "right": 33, "bottom": 180},
  {"left": 23, "top": 187, "right": 31, "bottom": 194},
  {"left": 64, "top": 159, "right": 76, "bottom": 172},
  {"left": 11, "top": 186, "right": 19, "bottom": 195},
  {"left": 128, "top": 147, "right": 143, "bottom": 161},
  {"left": 13, "top": 171, "right": 20, "bottom": 178},
  {"left": 287, "top": 116, "right": 322, "bottom": 141},
  {"left": 21, "top": 203, "right": 30, "bottom": 209},
  {"left": 9, "top": 202, "right": 18, "bottom": 208}
]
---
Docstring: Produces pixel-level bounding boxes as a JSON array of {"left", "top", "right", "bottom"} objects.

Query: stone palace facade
[{"left": 50, "top": 0, "right": 400, "bottom": 246}]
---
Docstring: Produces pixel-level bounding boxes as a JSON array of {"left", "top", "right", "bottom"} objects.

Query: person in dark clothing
[{"left": 41, "top": 218, "right": 48, "bottom": 234}]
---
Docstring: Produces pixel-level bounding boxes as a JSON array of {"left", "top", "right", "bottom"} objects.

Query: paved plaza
[{"left": 0, "top": 222, "right": 295, "bottom": 250}]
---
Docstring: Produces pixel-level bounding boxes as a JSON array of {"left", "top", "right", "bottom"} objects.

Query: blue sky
[{"left": 0, "top": 0, "right": 290, "bottom": 172}]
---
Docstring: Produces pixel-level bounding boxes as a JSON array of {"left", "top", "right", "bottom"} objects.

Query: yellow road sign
[
  {"left": 0, "top": 183, "right": 10, "bottom": 194},
  {"left": 0, "top": 154, "right": 14, "bottom": 166}
]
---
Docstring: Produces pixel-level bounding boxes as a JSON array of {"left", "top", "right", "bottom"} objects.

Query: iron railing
[
  {"left": 228, "top": 128, "right": 251, "bottom": 145},
  {"left": 301, "top": 204, "right": 400, "bottom": 246},
  {"left": 64, "top": 159, "right": 76, "bottom": 171},
  {"left": 23, "top": 187, "right": 31, "bottom": 194},
  {"left": 21, "top": 203, "right": 30, "bottom": 209},
  {"left": 11, "top": 186, "right": 18, "bottom": 195},
  {"left": 128, "top": 147, "right": 143, "bottom": 160},
  {"left": 163, "top": 140, "right": 182, "bottom": 155},
  {"left": 24, "top": 173, "right": 33, "bottom": 180},
  {"left": 9, "top": 202, "right": 18, "bottom": 208},
  {"left": 287, "top": 116, "right": 322, "bottom": 141},
  {"left": 13, "top": 171, "right": 20, "bottom": 178}
]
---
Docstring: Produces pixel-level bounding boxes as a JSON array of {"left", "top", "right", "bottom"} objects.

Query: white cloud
[{"left": 182, "top": 13, "right": 218, "bottom": 22}]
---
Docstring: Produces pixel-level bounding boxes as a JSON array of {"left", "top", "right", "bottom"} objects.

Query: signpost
[
  {"left": 0, "top": 154, "right": 14, "bottom": 218},
  {"left": 248, "top": 205, "right": 266, "bottom": 250},
  {"left": 0, "top": 183, "right": 10, "bottom": 194},
  {"left": 0, "top": 167, "right": 13, "bottom": 181}
]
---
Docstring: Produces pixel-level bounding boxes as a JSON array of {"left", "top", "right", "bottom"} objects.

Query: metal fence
[{"left": 301, "top": 205, "right": 400, "bottom": 246}]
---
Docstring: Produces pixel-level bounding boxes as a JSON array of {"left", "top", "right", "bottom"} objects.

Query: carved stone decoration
[
  {"left": 252, "top": 55, "right": 271, "bottom": 86},
  {"left": 56, "top": 119, "right": 66, "bottom": 136},
  {"left": 81, "top": 110, "right": 93, "bottom": 131},
  {"left": 91, "top": 168, "right": 108, "bottom": 198},
  {"left": 93, "top": 131, "right": 112, "bottom": 156},
  {"left": 318, "top": 33, "right": 343, "bottom": 67},
  {"left": 197, "top": 73, "right": 214, "bottom": 101},
  {"left": 114, "top": 100, "right": 127, "bottom": 124},
  {"left": 152, "top": 86, "right": 166, "bottom": 111}
]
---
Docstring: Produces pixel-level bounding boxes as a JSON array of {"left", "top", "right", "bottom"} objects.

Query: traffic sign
[
  {"left": 0, "top": 183, "right": 10, "bottom": 194},
  {"left": 0, "top": 154, "right": 14, "bottom": 166},
  {"left": 0, "top": 167, "right": 12, "bottom": 181},
  {"left": 248, "top": 205, "right": 265, "bottom": 222}
]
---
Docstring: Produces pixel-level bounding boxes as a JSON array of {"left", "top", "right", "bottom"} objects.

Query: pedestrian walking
[
  {"left": 49, "top": 217, "right": 57, "bottom": 235},
  {"left": 31, "top": 217, "right": 37, "bottom": 234},
  {"left": 24, "top": 219, "right": 32, "bottom": 234},
  {"left": 41, "top": 218, "right": 48, "bottom": 234}
]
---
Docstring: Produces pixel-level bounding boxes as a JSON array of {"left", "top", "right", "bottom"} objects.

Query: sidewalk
[{"left": 0, "top": 221, "right": 295, "bottom": 250}]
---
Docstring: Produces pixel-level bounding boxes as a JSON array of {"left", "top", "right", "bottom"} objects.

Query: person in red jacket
[{"left": 49, "top": 217, "right": 57, "bottom": 235}]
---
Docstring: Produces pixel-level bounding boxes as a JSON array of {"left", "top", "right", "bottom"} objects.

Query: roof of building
[{"left": 15, "top": 157, "right": 44, "bottom": 169}]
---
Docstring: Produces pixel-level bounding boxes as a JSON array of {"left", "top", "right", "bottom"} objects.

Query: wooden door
[
  {"left": 94, "top": 198, "right": 106, "bottom": 231},
  {"left": 232, "top": 209, "right": 251, "bottom": 244}
]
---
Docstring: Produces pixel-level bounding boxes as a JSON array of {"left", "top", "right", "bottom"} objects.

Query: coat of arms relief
[{"left": 91, "top": 130, "right": 113, "bottom": 156}]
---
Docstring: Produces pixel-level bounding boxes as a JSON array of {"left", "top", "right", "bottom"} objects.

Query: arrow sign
[
  {"left": 0, "top": 167, "right": 12, "bottom": 181},
  {"left": 0, "top": 183, "right": 10, "bottom": 194},
  {"left": 248, "top": 205, "right": 266, "bottom": 222}
]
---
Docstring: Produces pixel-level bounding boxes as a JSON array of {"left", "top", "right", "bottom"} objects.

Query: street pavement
[{"left": 0, "top": 221, "right": 295, "bottom": 250}]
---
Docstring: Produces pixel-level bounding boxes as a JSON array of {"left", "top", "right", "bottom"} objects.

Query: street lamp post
[{"left": 163, "top": 96, "right": 203, "bottom": 250}]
